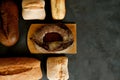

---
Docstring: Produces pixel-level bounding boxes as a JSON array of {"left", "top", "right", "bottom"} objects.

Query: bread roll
[
  {"left": 47, "top": 57, "right": 69, "bottom": 80},
  {"left": 0, "top": 0, "right": 19, "bottom": 46},
  {"left": 0, "top": 57, "right": 42, "bottom": 80},
  {"left": 51, "top": 0, "right": 66, "bottom": 20},
  {"left": 22, "top": 0, "right": 46, "bottom": 20}
]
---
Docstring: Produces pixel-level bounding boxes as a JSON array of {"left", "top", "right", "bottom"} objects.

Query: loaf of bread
[
  {"left": 51, "top": 0, "right": 66, "bottom": 20},
  {"left": 22, "top": 0, "right": 46, "bottom": 20},
  {"left": 47, "top": 57, "right": 69, "bottom": 80},
  {"left": 30, "top": 23, "right": 73, "bottom": 52},
  {"left": 27, "top": 23, "right": 77, "bottom": 54},
  {"left": 0, "top": 0, "right": 19, "bottom": 46},
  {"left": 0, "top": 57, "right": 42, "bottom": 80}
]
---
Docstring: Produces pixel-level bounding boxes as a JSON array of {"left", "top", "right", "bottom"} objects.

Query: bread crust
[
  {"left": 47, "top": 57, "right": 69, "bottom": 80},
  {"left": 0, "top": 0, "right": 19, "bottom": 46},
  {"left": 22, "top": 0, "right": 46, "bottom": 20},
  {"left": 51, "top": 0, "right": 66, "bottom": 20},
  {"left": 0, "top": 57, "right": 42, "bottom": 80},
  {"left": 27, "top": 23, "right": 77, "bottom": 54},
  {"left": 30, "top": 23, "right": 73, "bottom": 52}
]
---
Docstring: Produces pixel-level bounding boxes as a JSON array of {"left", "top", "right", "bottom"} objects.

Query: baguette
[
  {"left": 0, "top": 57, "right": 42, "bottom": 80},
  {"left": 47, "top": 57, "right": 69, "bottom": 80},
  {"left": 0, "top": 0, "right": 19, "bottom": 46}
]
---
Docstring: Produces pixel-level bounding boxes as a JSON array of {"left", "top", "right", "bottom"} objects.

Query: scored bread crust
[
  {"left": 22, "top": 0, "right": 46, "bottom": 20},
  {"left": 47, "top": 57, "right": 69, "bottom": 80},
  {"left": 0, "top": 57, "right": 42, "bottom": 80},
  {"left": 0, "top": 0, "right": 19, "bottom": 47}
]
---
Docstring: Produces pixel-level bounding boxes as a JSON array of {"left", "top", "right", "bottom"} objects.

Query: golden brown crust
[
  {"left": 51, "top": 0, "right": 66, "bottom": 20},
  {"left": 0, "top": 57, "right": 42, "bottom": 80},
  {"left": 0, "top": 0, "right": 19, "bottom": 46}
]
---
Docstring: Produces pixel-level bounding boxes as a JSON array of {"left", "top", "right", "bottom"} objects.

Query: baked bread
[
  {"left": 51, "top": 0, "right": 66, "bottom": 20},
  {"left": 22, "top": 0, "right": 46, "bottom": 20},
  {"left": 0, "top": 57, "right": 42, "bottom": 80},
  {"left": 0, "top": 0, "right": 19, "bottom": 46},
  {"left": 30, "top": 23, "right": 73, "bottom": 52},
  {"left": 47, "top": 57, "right": 69, "bottom": 80},
  {"left": 27, "top": 23, "right": 77, "bottom": 54}
]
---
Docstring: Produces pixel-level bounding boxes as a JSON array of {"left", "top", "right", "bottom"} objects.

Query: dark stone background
[
  {"left": 0, "top": 0, "right": 120, "bottom": 80},
  {"left": 67, "top": 0, "right": 120, "bottom": 80}
]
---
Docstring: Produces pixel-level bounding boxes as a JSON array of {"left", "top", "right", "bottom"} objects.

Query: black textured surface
[
  {"left": 68, "top": 0, "right": 120, "bottom": 80},
  {"left": 0, "top": 0, "right": 120, "bottom": 80}
]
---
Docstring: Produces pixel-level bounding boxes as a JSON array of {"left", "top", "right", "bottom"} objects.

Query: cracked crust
[
  {"left": 47, "top": 57, "right": 69, "bottom": 80},
  {"left": 22, "top": 0, "right": 46, "bottom": 20},
  {"left": 0, "top": 57, "right": 42, "bottom": 80}
]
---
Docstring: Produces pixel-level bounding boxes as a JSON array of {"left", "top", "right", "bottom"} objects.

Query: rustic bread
[
  {"left": 0, "top": 57, "right": 42, "bottom": 80},
  {"left": 47, "top": 57, "right": 69, "bottom": 80},
  {"left": 27, "top": 23, "right": 77, "bottom": 54},
  {"left": 22, "top": 0, "right": 46, "bottom": 20},
  {"left": 0, "top": 0, "right": 19, "bottom": 46},
  {"left": 51, "top": 0, "right": 66, "bottom": 20}
]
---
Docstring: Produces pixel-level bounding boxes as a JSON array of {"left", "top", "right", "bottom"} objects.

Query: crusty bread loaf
[
  {"left": 47, "top": 57, "right": 69, "bottom": 80},
  {"left": 27, "top": 23, "right": 77, "bottom": 54},
  {"left": 22, "top": 0, "right": 46, "bottom": 20},
  {"left": 0, "top": 0, "right": 19, "bottom": 46},
  {"left": 0, "top": 57, "right": 42, "bottom": 80},
  {"left": 51, "top": 0, "right": 66, "bottom": 20}
]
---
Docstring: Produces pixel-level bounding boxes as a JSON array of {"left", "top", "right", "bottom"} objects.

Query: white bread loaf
[
  {"left": 0, "top": 57, "right": 42, "bottom": 80},
  {"left": 47, "top": 57, "right": 69, "bottom": 80},
  {"left": 22, "top": 0, "right": 46, "bottom": 20}
]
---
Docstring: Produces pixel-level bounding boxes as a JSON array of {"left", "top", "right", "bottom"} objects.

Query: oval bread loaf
[
  {"left": 51, "top": 0, "right": 66, "bottom": 20},
  {"left": 0, "top": 0, "right": 19, "bottom": 46},
  {"left": 0, "top": 57, "right": 42, "bottom": 80}
]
